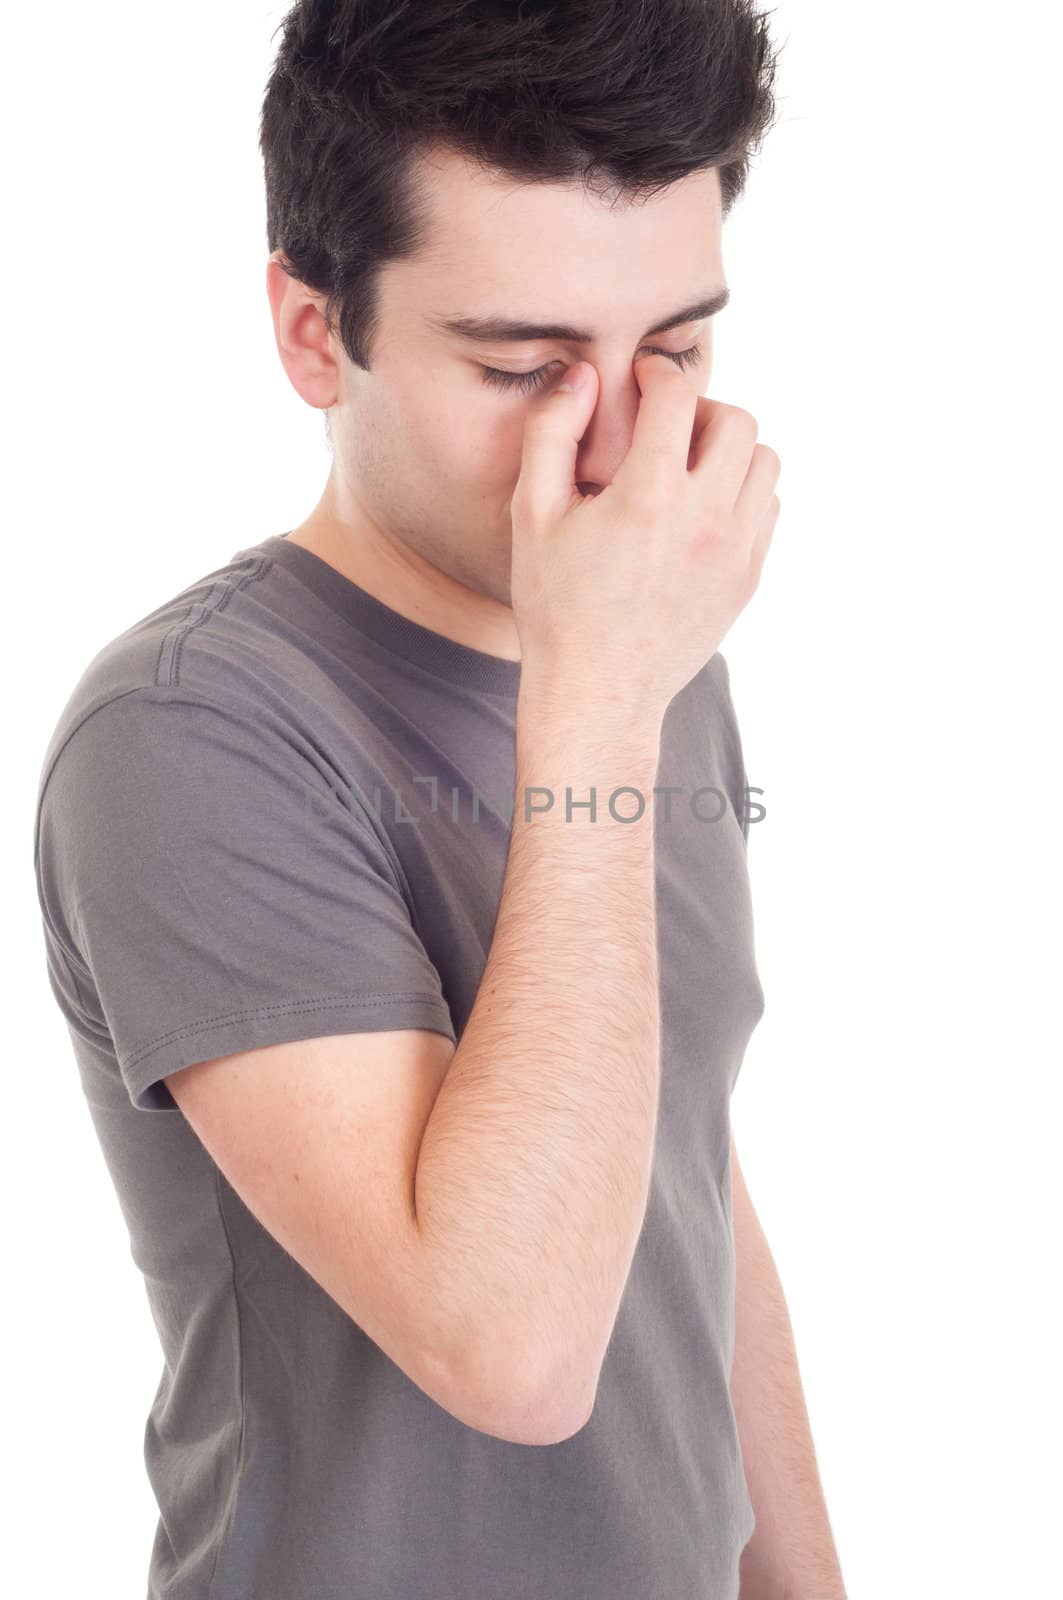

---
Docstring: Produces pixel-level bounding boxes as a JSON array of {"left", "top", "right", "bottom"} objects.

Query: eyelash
[{"left": 480, "top": 341, "right": 705, "bottom": 395}]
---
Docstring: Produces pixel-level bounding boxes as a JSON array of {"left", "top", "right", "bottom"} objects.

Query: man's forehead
[{"left": 397, "top": 151, "right": 726, "bottom": 342}]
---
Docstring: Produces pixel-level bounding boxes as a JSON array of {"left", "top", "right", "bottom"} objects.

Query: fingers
[
  {"left": 747, "top": 490, "right": 781, "bottom": 583},
  {"left": 512, "top": 364, "right": 599, "bottom": 526},
  {"left": 688, "top": 403, "right": 762, "bottom": 512},
  {"left": 686, "top": 394, "right": 717, "bottom": 471},
  {"left": 614, "top": 353, "right": 702, "bottom": 502},
  {"left": 732, "top": 442, "right": 781, "bottom": 554}
]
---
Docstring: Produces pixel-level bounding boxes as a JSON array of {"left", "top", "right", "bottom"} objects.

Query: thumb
[{"left": 514, "top": 361, "right": 598, "bottom": 523}]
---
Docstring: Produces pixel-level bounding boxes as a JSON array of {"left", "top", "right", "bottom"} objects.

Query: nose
[{"left": 576, "top": 483, "right": 602, "bottom": 497}]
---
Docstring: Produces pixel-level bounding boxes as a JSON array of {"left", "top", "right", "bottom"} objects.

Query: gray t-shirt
[{"left": 34, "top": 531, "right": 764, "bottom": 1600}]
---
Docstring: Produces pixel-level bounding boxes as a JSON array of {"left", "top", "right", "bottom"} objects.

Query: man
[{"left": 34, "top": 2, "right": 845, "bottom": 1597}]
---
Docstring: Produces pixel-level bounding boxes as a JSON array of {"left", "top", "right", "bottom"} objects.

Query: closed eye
[{"left": 480, "top": 341, "right": 705, "bottom": 395}]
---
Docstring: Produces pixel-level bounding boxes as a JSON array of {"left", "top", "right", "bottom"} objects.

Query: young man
[{"left": 34, "top": 3, "right": 844, "bottom": 1597}]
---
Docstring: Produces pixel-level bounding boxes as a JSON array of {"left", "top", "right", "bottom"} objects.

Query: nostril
[{"left": 576, "top": 483, "right": 602, "bottom": 497}]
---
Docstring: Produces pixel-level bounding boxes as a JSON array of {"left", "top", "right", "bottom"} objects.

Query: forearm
[
  {"left": 731, "top": 1154, "right": 846, "bottom": 1599},
  {"left": 414, "top": 675, "right": 664, "bottom": 1436}
]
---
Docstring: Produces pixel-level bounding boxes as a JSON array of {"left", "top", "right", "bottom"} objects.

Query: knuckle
[
  {"left": 723, "top": 404, "right": 759, "bottom": 440},
  {"left": 756, "top": 443, "right": 782, "bottom": 478},
  {"left": 697, "top": 505, "right": 731, "bottom": 546},
  {"left": 625, "top": 486, "right": 666, "bottom": 527}
]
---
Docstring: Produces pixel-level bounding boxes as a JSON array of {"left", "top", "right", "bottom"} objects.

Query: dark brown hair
[{"left": 260, "top": 0, "right": 781, "bottom": 371}]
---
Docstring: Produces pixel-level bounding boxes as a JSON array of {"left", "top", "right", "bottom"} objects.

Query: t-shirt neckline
[{"left": 250, "top": 532, "right": 523, "bottom": 699}]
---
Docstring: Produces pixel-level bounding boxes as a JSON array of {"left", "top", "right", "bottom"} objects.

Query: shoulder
[{"left": 35, "top": 538, "right": 389, "bottom": 814}]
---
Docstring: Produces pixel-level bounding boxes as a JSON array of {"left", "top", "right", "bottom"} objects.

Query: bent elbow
[{"left": 438, "top": 1342, "right": 599, "bottom": 1446}]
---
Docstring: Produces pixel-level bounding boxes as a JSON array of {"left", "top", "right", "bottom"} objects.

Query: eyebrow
[{"left": 427, "top": 287, "right": 730, "bottom": 345}]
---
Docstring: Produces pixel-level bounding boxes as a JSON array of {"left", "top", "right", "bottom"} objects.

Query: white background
[{"left": 5, "top": 2, "right": 1060, "bottom": 1594}]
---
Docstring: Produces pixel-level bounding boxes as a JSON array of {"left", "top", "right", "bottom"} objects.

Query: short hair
[{"left": 260, "top": 0, "right": 781, "bottom": 372}]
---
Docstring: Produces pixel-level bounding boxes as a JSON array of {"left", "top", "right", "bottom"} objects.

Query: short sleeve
[{"left": 35, "top": 691, "right": 457, "bottom": 1112}]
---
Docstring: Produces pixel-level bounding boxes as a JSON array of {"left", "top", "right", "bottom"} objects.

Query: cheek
[
  {"left": 392, "top": 368, "right": 533, "bottom": 489},
  {"left": 458, "top": 395, "right": 529, "bottom": 484}
]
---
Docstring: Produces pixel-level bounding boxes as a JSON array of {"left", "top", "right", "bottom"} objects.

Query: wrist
[
  {"left": 516, "top": 663, "right": 664, "bottom": 749},
  {"left": 514, "top": 699, "right": 662, "bottom": 832}
]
